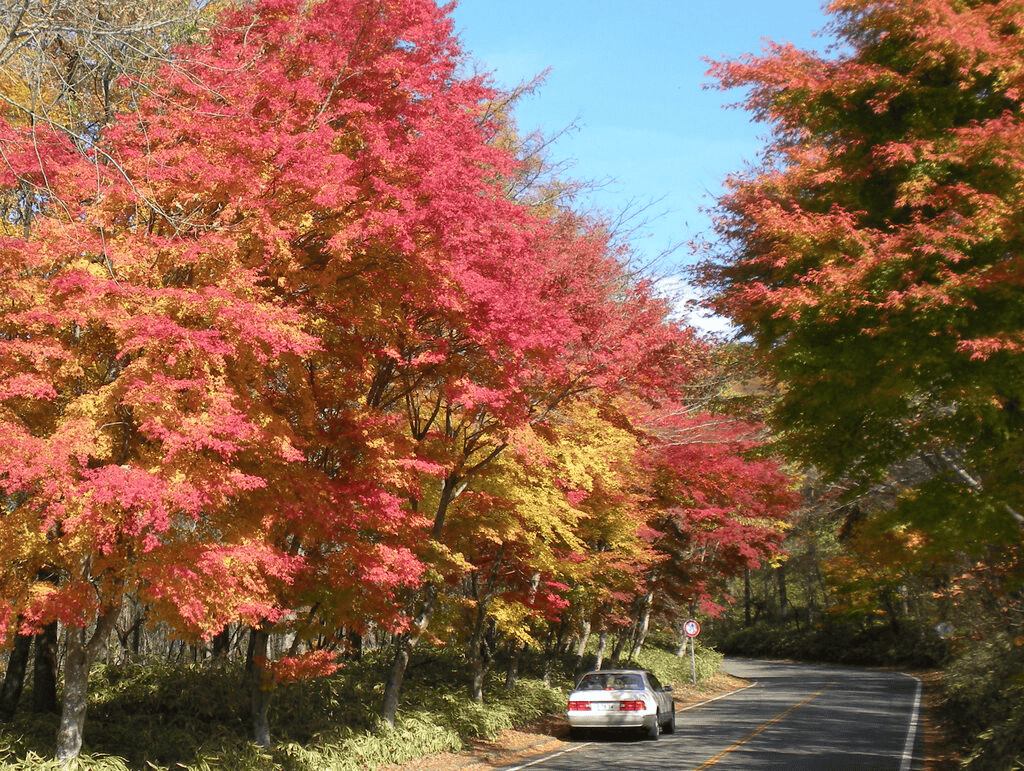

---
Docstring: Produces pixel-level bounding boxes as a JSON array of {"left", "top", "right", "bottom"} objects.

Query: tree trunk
[
  {"left": 505, "top": 640, "right": 526, "bottom": 689},
  {"left": 211, "top": 626, "right": 231, "bottom": 658},
  {"left": 540, "top": 632, "right": 555, "bottom": 685},
  {"left": 575, "top": 619, "right": 591, "bottom": 660},
  {"left": 610, "top": 627, "right": 629, "bottom": 665},
  {"left": 382, "top": 634, "right": 413, "bottom": 728},
  {"left": 247, "top": 626, "right": 273, "bottom": 748},
  {"left": 593, "top": 630, "right": 608, "bottom": 671},
  {"left": 777, "top": 564, "right": 789, "bottom": 620},
  {"left": 381, "top": 584, "right": 437, "bottom": 728},
  {"left": 131, "top": 616, "right": 142, "bottom": 658},
  {"left": 379, "top": 472, "right": 466, "bottom": 728},
  {"left": 466, "top": 606, "right": 494, "bottom": 703},
  {"left": 469, "top": 645, "right": 490, "bottom": 703},
  {"left": 0, "top": 632, "right": 32, "bottom": 720},
  {"left": 744, "top": 568, "right": 752, "bottom": 626},
  {"left": 628, "top": 590, "right": 654, "bottom": 661},
  {"left": 56, "top": 637, "right": 90, "bottom": 765},
  {"left": 32, "top": 622, "right": 59, "bottom": 714},
  {"left": 55, "top": 606, "right": 120, "bottom": 765},
  {"left": 346, "top": 629, "right": 363, "bottom": 661}
]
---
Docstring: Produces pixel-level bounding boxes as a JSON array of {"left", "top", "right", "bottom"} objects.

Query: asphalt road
[{"left": 506, "top": 659, "right": 924, "bottom": 771}]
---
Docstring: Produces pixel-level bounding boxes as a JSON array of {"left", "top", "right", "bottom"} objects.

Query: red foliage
[
  {"left": 639, "top": 402, "right": 799, "bottom": 613},
  {"left": 265, "top": 650, "right": 342, "bottom": 686}
]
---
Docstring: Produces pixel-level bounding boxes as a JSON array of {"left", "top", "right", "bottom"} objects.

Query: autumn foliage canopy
[{"left": 0, "top": 0, "right": 796, "bottom": 758}]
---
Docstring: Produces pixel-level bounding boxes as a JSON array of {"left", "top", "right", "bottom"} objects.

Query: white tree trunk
[
  {"left": 575, "top": 620, "right": 591, "bottom": 658},
  {"left": 629, "top": 590, "right": 654, "bottom": 661},
  {"left": 593, "top": 631, "right": 608, "bottom": 671}
]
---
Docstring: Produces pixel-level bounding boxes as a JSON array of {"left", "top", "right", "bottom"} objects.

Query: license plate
[{"left": 591, "top": 702, "right": 616, "bottom": 712}]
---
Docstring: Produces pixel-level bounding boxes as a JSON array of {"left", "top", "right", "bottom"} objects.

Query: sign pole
[
  {"left": 690, "top": 635, "right": 697, "bottom": 684},
  {"left": 682, "top": 619, "right": 701, "bottom": 684}
]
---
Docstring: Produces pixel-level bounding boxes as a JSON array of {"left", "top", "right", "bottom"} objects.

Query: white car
[{"left": 565, "top": 668, "right": 675, "bottom": 740}]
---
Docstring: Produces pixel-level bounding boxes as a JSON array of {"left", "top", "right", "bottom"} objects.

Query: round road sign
[{"left": 683, "top": 619, "right": 701, "bottom": 638}]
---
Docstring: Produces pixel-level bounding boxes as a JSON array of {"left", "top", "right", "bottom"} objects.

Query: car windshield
[{"left": 576, "top": 673, "right": 644, "bottom": 691}]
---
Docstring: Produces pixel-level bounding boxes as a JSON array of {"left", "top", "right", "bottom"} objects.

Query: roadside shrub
[
  {"left": 504, "top": 678, "right": 567, "bottom": 721},
  {"left": 942, "top": 633, "right": 1024, "bottom": 771},
  {"left": 0, "top": 634, "right": 720, "bottom": 769},
  {"left": 622, "top": 640, "right": 723, "bottom": 686},
  {"left": 335, "top": 712, "right": 461, "bottom": 770},
  {"left": 0, "top": 649, "right": 574, "bottom": 769},
  {"left": 0, "top": 713, "right": 59, "bottom": 764},
  {"left": 712, "top": 620, "right": 948, "bottom": 668},
  {"left": 85, "top": 661, "right": 249, "bottom": 767},
  {"left": 0, "top": 751, "right": 131, "bottom": 771}
]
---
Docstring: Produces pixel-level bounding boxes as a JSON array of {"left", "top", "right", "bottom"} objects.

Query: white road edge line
[
  {"left": 899, "top": 673, "right": 923, "bottom": 771},
  {"left": 501, "top": 682, "right": 758, "bottom": 771},
  {"left": 501, "top": 742, "right": 592, "bottom": 771}
]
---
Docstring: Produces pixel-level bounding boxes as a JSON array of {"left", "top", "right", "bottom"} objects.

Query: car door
[{"left": 645, "top": 672, "right": 672, "bottom": 714}]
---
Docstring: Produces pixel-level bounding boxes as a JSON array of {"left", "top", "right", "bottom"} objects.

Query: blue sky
[{"left": 448, "top": 1, "right": 833, "bottom": 328}]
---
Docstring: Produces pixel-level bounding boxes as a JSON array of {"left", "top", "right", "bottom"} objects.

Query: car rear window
[{"left": 576, "top": 673, "right": 643, "bottom": 690}]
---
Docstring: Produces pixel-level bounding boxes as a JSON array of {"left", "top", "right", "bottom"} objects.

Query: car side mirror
[{"left": 663, "top": 686, "right": 673, "bottom": 692}]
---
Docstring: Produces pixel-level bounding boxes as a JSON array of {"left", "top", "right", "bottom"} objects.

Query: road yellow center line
[{"left": 693, "top": 683, "right": 837, "bottom": 770}]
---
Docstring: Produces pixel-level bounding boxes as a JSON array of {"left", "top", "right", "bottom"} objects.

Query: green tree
[{"left": 702, "top": 0, "right": 1024, "bottom": 545}]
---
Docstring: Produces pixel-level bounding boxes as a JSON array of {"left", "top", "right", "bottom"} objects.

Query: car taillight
[
  {"left": 567, "top": 701, "right": 591, "bottom": 711},
  {"left": 619, "top": 700, "right": 646, "bottom": 711}
]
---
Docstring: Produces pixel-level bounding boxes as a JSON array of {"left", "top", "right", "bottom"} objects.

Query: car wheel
[
  {"left": 663, "top": 706, "right": 676, "bottom": 734},
  {"left": 646, "top": 712, "right": 660, "bottom": 740}
]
